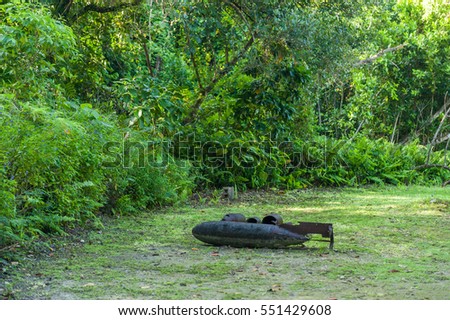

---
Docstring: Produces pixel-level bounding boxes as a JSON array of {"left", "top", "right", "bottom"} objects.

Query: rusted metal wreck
[{"left": 192, "top": 214, "right": 334, "bottom": 249}]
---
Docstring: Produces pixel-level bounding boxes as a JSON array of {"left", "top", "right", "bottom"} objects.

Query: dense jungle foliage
[{"left": 1, "top": 0, "right": 449, "bottom": 250}]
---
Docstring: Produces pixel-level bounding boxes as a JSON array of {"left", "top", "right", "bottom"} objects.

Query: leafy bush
[
  {"left": 0, "top": 95, "right": 110, "bottom": 241},
  {"left": 0, "top": 3, "right": 194, "bottom": 250},
  {"left": 329, "top": 2, "right": 450, "bottom": 142},
  {"left": 185, "top": 133, "right": 449, "bottom": 190},
  {"left": 0, "top": 2, "right": 79, "bottom": 100},
  {"left": 0, "top": 93, "right": 194, "bottom": 248},
  {"left": 291, "top": 136, "right": 449, "bottom": 187},
  {"left": 0, "top": 166, "right": 17, "bottom": 246},
  {"left": 104, "top": 152, "right": 193, "bottom": 215}
]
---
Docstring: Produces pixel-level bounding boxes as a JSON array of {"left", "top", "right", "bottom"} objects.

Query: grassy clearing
[{"left": 1, "top": 186, "right": 449, "bottom": 300}]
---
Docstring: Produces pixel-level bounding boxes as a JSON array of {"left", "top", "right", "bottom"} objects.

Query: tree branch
[
  {"left": 435, "top": 133, "right": 450, "bottom": 145},
  {"left": 415, "top": 163, "right": 450, "bottom": 188},
  {"left": 0, "top": 243, "right": 20, "bottom": 252},
  {"left": 354, "top": 44, "right": 408, "bottom": 67},
  {"left": 183, "top": 20, "right": 204, "bottom": 92},
  {"left": 224, "top": 0, "right": 254, "bottom": 30},
  {"left": 54, "top": 0, "right": 74, "bottom": 19},
  {"left": 424, "top": 100, "right": 450, "bottom": 164},
  {"left": 425, "top": 99, "right": 450, "bottom": 128},
  {"left": 415, "top": 164, "right": 450, "bottom": 171},
  {"left": 186, "top": 35, "right": 255, "bottom": 121},
  {"left": 431, "top": 103, "right": 450, "bottom": 145},
  {"left": 391, "top": 111, "right": 401, "bottom": 143},
  {"left": 227, "top": 1, "right": 254, "bottom": 22},
  {"left": 70, "top": 0, "right": 143, "bottom": 22},
  {"left": 142, "top": 41, "right": 154, "bottom": 77}
]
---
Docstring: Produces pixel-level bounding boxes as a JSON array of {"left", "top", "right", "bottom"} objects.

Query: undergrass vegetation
[{"left": 1, "top": 186, "right": 448, "bottom": 300}]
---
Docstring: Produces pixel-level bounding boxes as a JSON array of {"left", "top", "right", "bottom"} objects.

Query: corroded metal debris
[
  {"left": 246, "top": 216, "right": 261, "bottom": 223},
  {"left": 192, "top": 214, "right": 334, "bottom": 249},
  {"left": 262, "top": 213, "right": 283, "bottom": 225}
]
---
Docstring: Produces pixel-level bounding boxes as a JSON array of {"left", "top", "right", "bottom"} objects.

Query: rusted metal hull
[{"left": 192, "top": 221, "right": 310, "bottom": 248}]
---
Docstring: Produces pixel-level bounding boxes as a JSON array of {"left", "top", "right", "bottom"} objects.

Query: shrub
[
  {"left": 0, "top": 93, "right": 194, "bottom": 248},
  {"left": 0, "top": 95, "right": 111, "bottom": 242},
  {"left": 0, "top": 3, "right": 195, "bottom": 251},
  {"left": 185, "top": 133, "right": 449, "bottom": 190}
]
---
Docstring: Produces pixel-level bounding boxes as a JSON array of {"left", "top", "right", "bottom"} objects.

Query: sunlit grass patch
[{"left": 3, "top": 186, "right": 449, "bottom": 300}]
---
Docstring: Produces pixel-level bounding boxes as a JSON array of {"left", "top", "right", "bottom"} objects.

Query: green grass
[{"left": 1, "top": 186, "right": 449, "bottom": 299}]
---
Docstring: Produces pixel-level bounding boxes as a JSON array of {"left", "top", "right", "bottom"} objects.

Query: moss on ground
[{"left": 1, "top": 186, "right": 449, "bottom": 299}]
